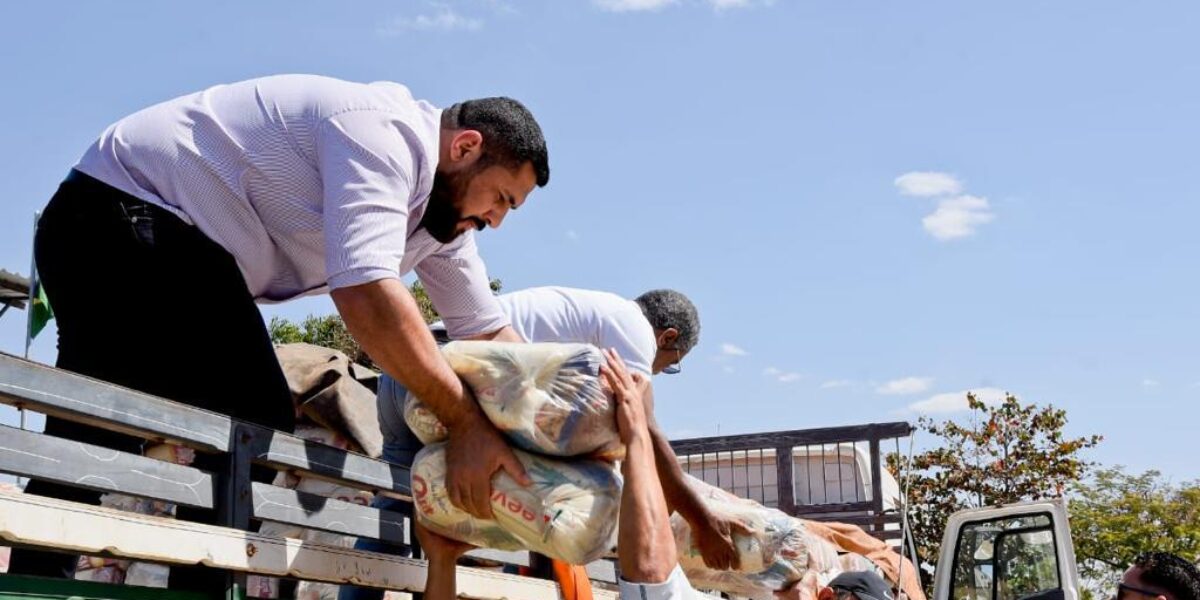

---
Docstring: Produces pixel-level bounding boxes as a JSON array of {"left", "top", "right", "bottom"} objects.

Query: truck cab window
[{"left": 952, "top": 514, "right": 1062, "bottom": 600}]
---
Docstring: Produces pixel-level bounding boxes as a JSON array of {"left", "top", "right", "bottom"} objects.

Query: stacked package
[
  {"left": 247, "top": 426, "right": 375, "bottom": 599},
  {"left": 407, "top": 341, "right": 923, "bottom": 600},
  {"left": 411, "top": 442, "right": 621, "bottom": 565},
  {"left": 406, "top": 341, "right": 624, "bottom": 564},
  {"left": 671, "top": 475, "right": 843, "bottom": 600},
  {"left": 72, "top": 443, "right": 196, "bottom": 587},
  {"left": 405, "top": 341, "right": 622, "bottom": 459}
]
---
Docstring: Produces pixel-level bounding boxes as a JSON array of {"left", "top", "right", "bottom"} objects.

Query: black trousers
[{"left": 9, "top": 170, "right": 295, "bottom": 592}]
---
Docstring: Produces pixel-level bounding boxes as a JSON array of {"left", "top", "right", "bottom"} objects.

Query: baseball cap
[{"left": 829, "top": 571, "right": 896, "bottom": 600}]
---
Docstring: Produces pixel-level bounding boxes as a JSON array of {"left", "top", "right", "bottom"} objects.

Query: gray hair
[{"left": 634, "top": 289, "right": 700, "bottom": 354}]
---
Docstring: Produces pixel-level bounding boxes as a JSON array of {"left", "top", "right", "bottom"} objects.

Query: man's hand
[
  {"left": 414, "top": 519, "right": 475, "bottom": 562},
  {"left": 692, "top": 512, "right": 752, "bottom": 571},
  {"left": 600, "top": 348, "right": 651, "bottom": 444},
  {"left": 331, "top": 280, "right": 530, "bottom": 520},
  {"left": 445, "top": 408, "right": 531, "bottom": 519},
  {"left": 415, "top": 520, "right": 476, "bottom": 600}
]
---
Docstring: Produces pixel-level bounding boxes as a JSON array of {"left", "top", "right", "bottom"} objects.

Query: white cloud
[
  {"left": 907, "top": 387, "right": 1007, "bottom": 414},
  {"left": 1142, "top": 379, "right": 1160, "bottom": 388},
  {"left": 922, "top": 195, "right": 995, "bottom": 241},
  {"left": 565, "top": 229, "right": 579, "bottom": 241},
  {"left": 875, "top": 376, "right": 934, "bottom": 396},
  {"left": 820, "top": 379, "right": 853, "bottom": 389},
  {"left": 761, "top": 366, "right": 801, "bottom": 382},
  {"left": 482, "top": 0, "right": 519, "bottom": 14},
  {"left": 722, "top": 365, "right": 736, "bottom": 374},
  {"left": 708, "top": 0, "right": 751, "bottom": 9},
  {"left": 894, "top": 172, "right": 963, "bottom": 197},
  {"left": 720, "top": 343, "right": 748, "bottom": 357},
  {"left": 594, "top": 0, "right": 677, "bottom": 12},
  {"left": 379, "top": 7, "right": 483, "bottom": 33}
]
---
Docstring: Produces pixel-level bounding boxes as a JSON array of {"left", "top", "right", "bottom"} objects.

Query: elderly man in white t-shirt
[
  {"left": 341, "top": 286, "right": 747, "bottom": 600},
  {"left": 412, "top": 350, "right": 710, "bottom": 600}
]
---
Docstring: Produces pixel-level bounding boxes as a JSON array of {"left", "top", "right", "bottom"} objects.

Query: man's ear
[
  {"left": 657, "top": 327, "right": 679, "bottom": 349},
  {"left": 448, "top": 129, "right": 483, "bottom": 164}
]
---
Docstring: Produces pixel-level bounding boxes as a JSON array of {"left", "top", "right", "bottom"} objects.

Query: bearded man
[{"left": 12, "top": 75, "right": 550, "bottom": 591}]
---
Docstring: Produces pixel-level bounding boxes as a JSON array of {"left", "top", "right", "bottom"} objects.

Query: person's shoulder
[
  {"left": 541, "top": 287, "right": 631, "bottom": 309},
  {"left": 268, "top": 75, "right": 437, "bottom": 125}
]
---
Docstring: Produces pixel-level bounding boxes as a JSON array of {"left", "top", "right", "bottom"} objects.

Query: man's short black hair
[
  {"left": 1135, "top": 552, "right": 1200, "bottom": 600},
  {"left": 443, "top": 97, "right": 549, "bottom": 187}
]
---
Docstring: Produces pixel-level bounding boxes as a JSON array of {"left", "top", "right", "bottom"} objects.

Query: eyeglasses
[
  {"left": 661, "top": 348, "right": 683, "bottom": 375},
  {"left": 1117, "top": 583, "right": 1165, "bottom": 600}
]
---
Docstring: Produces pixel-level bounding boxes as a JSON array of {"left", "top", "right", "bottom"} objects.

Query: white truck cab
[{"left": 933, "top": 500, "right": 1082, "bottom": 600}]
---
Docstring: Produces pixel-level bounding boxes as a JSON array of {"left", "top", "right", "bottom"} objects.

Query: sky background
[{"left": 0, "top": 0, "right": 1196, "bottom": 481}]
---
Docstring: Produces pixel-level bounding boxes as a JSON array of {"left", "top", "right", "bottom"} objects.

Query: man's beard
[{"left": 420, "top": 168, "right": 486, "bottom": 243}]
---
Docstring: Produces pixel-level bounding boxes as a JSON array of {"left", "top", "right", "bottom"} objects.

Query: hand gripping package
[
  {"left": 410, "top": 442, "right": 621, "bottom": 565},
  {"left": 671, "top": 475, "right": 843, "bottom": 600},
  {"left": 405, "top": 341, "right": 622, "bottom": 459}
]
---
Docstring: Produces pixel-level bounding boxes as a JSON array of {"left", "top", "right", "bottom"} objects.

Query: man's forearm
[
  {"left": 650, "top": 423, "right": 711, "bottom": 524},
  {"left": 423, "top": 554, "right": 459, "bottom": 600},
  {"left": 618, "top": 432, "right": 678, "bottom": 583},
  {"left": 332, "top": 278, "right": 479, "bottom": 427}
]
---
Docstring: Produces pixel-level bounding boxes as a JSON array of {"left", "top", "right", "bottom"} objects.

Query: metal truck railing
[{"left": 671, "top": 421, "right": 914, "bottom": 541}]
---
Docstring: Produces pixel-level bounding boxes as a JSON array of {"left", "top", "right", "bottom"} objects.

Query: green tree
[
  {"left": 1070, "top": 467, "right": 1200, "bottom": 598},
  {"left": 268, "top": 313, "right": 375, "bottom": 368},
  {"left": 886, "top": 393, "right": 1103, "bottom": 590},
  {"left": 267, "top": 279, "right": 503, "bottom": 368}
]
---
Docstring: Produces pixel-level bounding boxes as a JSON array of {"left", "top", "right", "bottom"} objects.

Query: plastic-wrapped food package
[
  {"left": 406, "top": 341, "right": 621, "bottom": 458},
  {"left": 73, "top": 443, "right": 196, "bottom": 587},
  {"left": 839, "top": 552, "right": 883, "bottom": 575},
  {"left": 411, "top": 442, "right": 621, "bottom": 565},
  {"left": 403, "top": 392, "right": 449, "bottom": 445},
  {"left": 248, "top": 426, "right": 374, "bottom": 599},
  {"left": 671, "top": 475, "right": 842, "bottom": 600}
]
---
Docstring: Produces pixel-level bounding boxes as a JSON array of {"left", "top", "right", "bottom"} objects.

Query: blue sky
[{"left": 0, "top": 0, "right": 1196, "bottom": 481}]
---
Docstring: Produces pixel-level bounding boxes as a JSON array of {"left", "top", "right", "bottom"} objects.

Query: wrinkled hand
[
  {"left": 600, "top": 348, "right": 651, "bottom": 444},
  {"left": 445, "top": 407, "right": 531, "bottom": 519},
  {"left": 694, "top": 511, "right": 752, "bottom": 571},
  {"left": 414, "top": 518, "right": 476, "bottom": 563}
]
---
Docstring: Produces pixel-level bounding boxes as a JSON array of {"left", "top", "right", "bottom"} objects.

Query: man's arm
[
  {"left": 414, "top": 520, "right": 474, "bottom": 600},
  {"left": 602, "top": 349, "right": 678, "bottom": 584},
  {"left": 332, "top": 279, "right": 530, "bottom": 519},
  {"left": 334, "top": 279, "right": 472, "bottom": 426},
  {"left": 642, "top": 386, "right": 745, "bottom": 572},
  {"left": 620, "top": 419, "right": 678, "bottom": 583}
]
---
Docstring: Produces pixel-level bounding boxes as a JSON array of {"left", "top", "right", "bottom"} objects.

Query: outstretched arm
[{"left": 603, "top": 349, "right": 678, "bottom": 583}]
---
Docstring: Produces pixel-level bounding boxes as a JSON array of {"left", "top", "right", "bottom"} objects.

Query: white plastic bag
[
  {"left": 406, "top": 341, "right": 622, "bottom": 459},
  {"left": 403, "top": 393, "right": 449, "bottom": 445},
  {"left": 411, "top": 442, "right": 621, "bottom": 565},
  {"left": 73, "top": 443, "right": 196, "bottom": 587},
  {"left": 671, "top": 475, "right": 842, "bottom": 600},
  {"left": 247, "top": 426, "right": 374, "bottom": 599}
]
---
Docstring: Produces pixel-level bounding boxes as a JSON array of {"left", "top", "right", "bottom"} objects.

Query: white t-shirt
[
  {"left": 493, "top": 286, "right": 657, "bottom": 376},
  {"left": 619, "top": 565, "right": 709, "bottom": 600}
]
